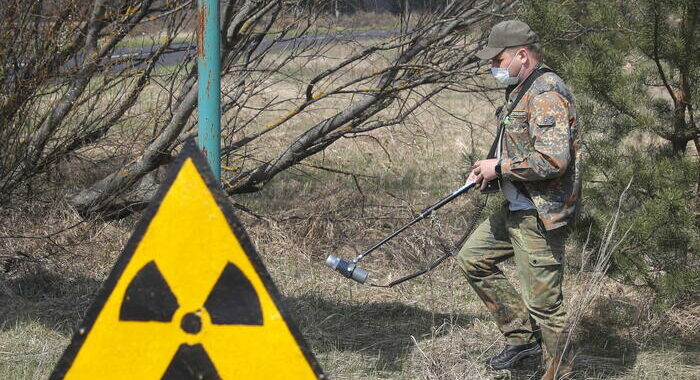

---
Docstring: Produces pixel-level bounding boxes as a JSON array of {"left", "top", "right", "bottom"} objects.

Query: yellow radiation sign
[{"left": 50, "top": 140, "right": 324, "bottom": 379}]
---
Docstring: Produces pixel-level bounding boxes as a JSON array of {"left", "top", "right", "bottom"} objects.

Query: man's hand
[
  {"left": 466, "top": 169, "right": 480, "bottom": 187},
  {"left": 470, "top": 159, "right": 500, "bottom": 190}
]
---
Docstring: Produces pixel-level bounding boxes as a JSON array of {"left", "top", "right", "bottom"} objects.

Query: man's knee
[
  {"left": 457, "top": 210, "right": 509, "bottom": 278},
  {"left": 456, "top": 247, "right": 477, "bottom": 274},
  {"left": 457, "top": 244, "right": 494, "bottom": 278}
]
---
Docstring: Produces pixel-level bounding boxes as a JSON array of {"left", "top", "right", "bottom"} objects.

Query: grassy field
[{"left": 0, "top": 35, "right": 698, "bottom": 380}]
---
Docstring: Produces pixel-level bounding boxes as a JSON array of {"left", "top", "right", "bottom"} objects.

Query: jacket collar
[{"left": 506, "top": 62, "right": 544, "bottom": 101}]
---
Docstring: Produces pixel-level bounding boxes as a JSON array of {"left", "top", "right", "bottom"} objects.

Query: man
[{"left": 458, "top": 20, "right": 581, "bottom": 379}]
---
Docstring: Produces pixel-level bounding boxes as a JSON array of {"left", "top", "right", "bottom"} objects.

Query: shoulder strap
[
  {"left": 485, "top": 66, "right": 553, "bottom": 159},
  {"left": 506, "top": 66, "right": 553, "bottom": 117}
]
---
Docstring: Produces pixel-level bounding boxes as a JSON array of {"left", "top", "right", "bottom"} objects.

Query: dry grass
[{"left": 1, "top": 36, "right": 698, "bottom": 380}]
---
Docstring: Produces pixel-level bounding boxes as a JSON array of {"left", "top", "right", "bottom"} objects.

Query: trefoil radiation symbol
[{"left": 120, "top": 260, "right": 262, "bottom": 379}]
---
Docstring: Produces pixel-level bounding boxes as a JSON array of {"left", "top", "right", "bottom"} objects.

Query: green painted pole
[{"left": 197, "top": 0, "right": 221, "bottom": 180}]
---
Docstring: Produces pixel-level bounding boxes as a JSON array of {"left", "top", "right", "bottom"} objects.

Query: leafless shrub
[
  {"left": 561, "top": 178, "right": 634, "bottom": 375},
  {"left": 0, "top": 1, "right": 192, "bottom": 199},
  {"left": 0, "top": 0, "right": 513, "bottom": 219}
]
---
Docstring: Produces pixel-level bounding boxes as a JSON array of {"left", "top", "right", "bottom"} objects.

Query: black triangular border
[{"left": 49, "top": 138, "right": 325, "bottom": 379}]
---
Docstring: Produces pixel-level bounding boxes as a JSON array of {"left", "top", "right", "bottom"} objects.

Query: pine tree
[{"left": 520, "top": 0, "right": 699, "bottom": 306}]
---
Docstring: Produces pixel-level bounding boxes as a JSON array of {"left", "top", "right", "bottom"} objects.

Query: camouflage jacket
[{"left": 496, "top": 64, "right": 582, "bottom": 230}]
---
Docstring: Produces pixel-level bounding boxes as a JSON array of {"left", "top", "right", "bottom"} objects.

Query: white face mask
[{"left": 490, "top": 52, "right": 522, "bottom": 85}]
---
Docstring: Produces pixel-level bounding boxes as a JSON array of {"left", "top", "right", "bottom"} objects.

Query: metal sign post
[{"left": 197, "top": 0, "right": 221, "bottom": 181}]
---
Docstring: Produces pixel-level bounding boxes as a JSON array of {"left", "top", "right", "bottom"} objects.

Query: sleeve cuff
[{"left": 499, "top": 158, "right": 512, "bottom": 180}]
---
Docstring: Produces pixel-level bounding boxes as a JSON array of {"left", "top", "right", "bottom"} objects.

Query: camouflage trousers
[{"left": 457, "top": 205, "right": 573, "bottom": 375}]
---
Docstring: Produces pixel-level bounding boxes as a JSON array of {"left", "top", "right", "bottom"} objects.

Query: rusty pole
[{"left": 197, "top": 0, "right": 221, "bottom": 180}]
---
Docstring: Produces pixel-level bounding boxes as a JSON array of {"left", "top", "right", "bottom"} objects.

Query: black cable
[{"left": 369, "top": 194, "right": 489, "bottom": 288}]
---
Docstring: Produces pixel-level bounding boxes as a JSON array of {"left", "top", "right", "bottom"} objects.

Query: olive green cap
[{"left": 476, "top": 20, "right": 539, "bottom": 60}]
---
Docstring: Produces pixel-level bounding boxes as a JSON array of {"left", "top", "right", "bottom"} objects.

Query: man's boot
[{"left": 485, "top": 341, "right": 542, "bottom": 370}]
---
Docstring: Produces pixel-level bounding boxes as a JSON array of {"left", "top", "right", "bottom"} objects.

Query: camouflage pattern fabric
[
  {"left": 497, "top": 64, "right": 582, "bottom": 231},
  {"left": 457, "top": 205, "right": 574, "bottom": 375},
  {"left": 459, "top": 65, "right": 579, "bottom": 377}
]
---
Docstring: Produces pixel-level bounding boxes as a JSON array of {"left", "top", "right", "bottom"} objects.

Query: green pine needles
[{"left": 520, "top": 0, "right": 700, "bottom": 307}]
